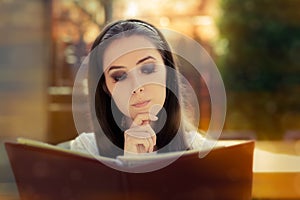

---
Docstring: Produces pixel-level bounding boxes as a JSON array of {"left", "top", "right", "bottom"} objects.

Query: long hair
[{"left": 88, "top": 19, "right": 188, "bottom": 157}]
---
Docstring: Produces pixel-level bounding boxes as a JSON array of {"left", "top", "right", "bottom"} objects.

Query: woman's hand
[{"left": 124, "top": 113, "right": 157, "bottom": 155}]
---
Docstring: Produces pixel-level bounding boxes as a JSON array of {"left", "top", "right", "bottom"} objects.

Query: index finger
[{"left": 132, "top": 112, "right": 158, "bottom": 127}]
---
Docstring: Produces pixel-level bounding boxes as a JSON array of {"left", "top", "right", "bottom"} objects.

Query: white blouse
[{"left": 70, "top": 131, "right": 205, "bottom": 156}]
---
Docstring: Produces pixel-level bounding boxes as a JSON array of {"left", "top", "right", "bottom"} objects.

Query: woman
[{"left": 71, "top": 19, "right": 203, "bottom": 158}]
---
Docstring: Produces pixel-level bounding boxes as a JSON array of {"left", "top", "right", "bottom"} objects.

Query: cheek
[
  {"left": 108, "top": 79, "right": 133, "bottom": 117},
  {"left": 104, "top": 78, "right": 114, "bottom": 95},
  {"left": 152, "top": 85, "right": 166, "bottom": 104},
  {"left": 104, "top": 78, "right": 131, "bottom": 116},
  {"left": 146, "top": 85, "right": 166, "bottom": 117}
]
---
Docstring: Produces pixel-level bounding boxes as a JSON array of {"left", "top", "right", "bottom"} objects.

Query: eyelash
[
  {"left": 111, "top": 72, "right": 127, "bottom": 82},
  {"left": 140, "top": 63, "right": 156, "bottom": 74},
  {"left": 110, "top": 63, "right": 157, "bottom": 83}
]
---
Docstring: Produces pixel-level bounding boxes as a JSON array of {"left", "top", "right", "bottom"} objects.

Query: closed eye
[
  {"left": 140, "top": 63, "right": 156, "bottom": 74},
  {"left": 110, "top": 71, "right": 127, "bottom": 82}
]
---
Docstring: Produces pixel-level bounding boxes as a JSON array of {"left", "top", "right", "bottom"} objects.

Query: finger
[
  {"left": 149, "top": 113, "right": 158, "bottom": 121},
  {"left": 136, "top": 138, "right": 150, "bottom": 153},
  {"left": 137, "top": 133, "right": 154, "bottom": 153},
  {"left": 146, "top": 136, "right": 154, "bottom": 152},
  {"left": 137, "top": 144, "right": 146, "bottom": 153},
  {"left": 147, "top": 137, "right": 154, "bottom": 152},
  {"left": 132, "top": 113, "right": 158, "bottom": 127},
  {"left": 124, "top": 124, "right": 156, "bottom": 154},
  {"left": 124, "top": 137, "right": 143, "bottom": 154},
  {"left": 124, "top": 134, "right": 150, "bottom": 154},
  {"left": 125, "top": 131, "right": 155, "bottom": 153},
  {"left": 151, "top": 133, "right": 157, "bottom": 146},
  {"left": 124, "top": 140, "right": 139, "bottom": 154},
  {"left": 125, "top": 125, "right": 155, "bottom": 139},
  {"left": 142, "top": 120, "right": 149, "bottom": 125},
  {"left": 132, "top": 113, "right": 150, "bottom": 126},
  {"left": 124, "top": 132, "right": 139, "bottom": 154}
]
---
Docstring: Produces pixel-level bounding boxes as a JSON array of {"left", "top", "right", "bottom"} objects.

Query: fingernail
[{"left": 149, "top": 114, "right": 158, "bottom": 121}]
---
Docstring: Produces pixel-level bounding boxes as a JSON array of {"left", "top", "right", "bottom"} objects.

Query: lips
[{"left": 131, "top": 100, "right": 151, "bottom": 108}]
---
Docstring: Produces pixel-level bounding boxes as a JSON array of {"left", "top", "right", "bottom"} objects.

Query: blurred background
[{"left": 0, "top": 0, "right": 299, "bottom": 199}]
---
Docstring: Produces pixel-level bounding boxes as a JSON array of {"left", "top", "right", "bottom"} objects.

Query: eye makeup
[
  {"left": 140, "top": 63, "right": 157, "bottom": 74},
  {"left": 106, "top": 55, "right": 163, "bottom": 83},
  {"left": 110, "top": 70, "right": 128, "bottom": 82}
]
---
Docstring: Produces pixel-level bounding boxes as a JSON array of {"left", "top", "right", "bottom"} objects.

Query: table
[{"left": 252, "top": 141, "right": 300, "bottom": 199}]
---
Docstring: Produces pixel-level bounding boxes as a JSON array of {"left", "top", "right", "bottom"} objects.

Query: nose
[{"left": 132, "top": 87, "right": 144, "bottom": 94}]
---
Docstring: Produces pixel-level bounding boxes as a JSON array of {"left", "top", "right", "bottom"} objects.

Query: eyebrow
[
  {"left": 107, "top": 56, "right": 156, "bottom": 73},
  {"left": 136, "top": 56, "right": 156, "bottom": 65},
  {"left": 107, "top": 66, "right": 125, "bottom": 73}
]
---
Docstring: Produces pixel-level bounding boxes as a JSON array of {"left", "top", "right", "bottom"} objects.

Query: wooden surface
[{"left": 252, "top": 140, "right": 300, "bottom": 199}]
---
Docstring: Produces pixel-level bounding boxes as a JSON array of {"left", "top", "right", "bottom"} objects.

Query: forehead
[{"left": 103, "top": 35, "right": 160, "bottom": 70}]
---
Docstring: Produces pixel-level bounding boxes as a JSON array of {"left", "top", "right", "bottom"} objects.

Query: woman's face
[{"left": 103, "top": 35, "right": 166, "bottom": 119}]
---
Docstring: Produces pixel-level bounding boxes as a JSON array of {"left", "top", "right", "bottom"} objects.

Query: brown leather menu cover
[{"left": 5, "top": 140, "right": 254, "bottom": 200}]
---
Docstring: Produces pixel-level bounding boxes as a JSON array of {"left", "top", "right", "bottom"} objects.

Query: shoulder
[
  {"left": 70, "top": 132, "right": 99, "bottom": 155},
  {"left": 184, "top": 130, "right": 206, "bottom": 150}
]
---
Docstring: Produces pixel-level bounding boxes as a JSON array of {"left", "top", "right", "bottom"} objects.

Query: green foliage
[
  {"left": 218, "top": 0, "right": 300, "bottom": 92},
  {"left": 216, "top": 0, "right": 300, "bottom": 139}
]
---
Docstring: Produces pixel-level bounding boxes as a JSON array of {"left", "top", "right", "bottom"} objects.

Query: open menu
[{"left": 5, "top": 138, "right": 254, "bottom": 200}]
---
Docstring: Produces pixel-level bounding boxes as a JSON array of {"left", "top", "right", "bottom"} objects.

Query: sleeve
[
  {"left": 184, "top": 131, "right": 206, "bottom": 150},
  {"left": 70, "top": 132, "right": 99, "bottom": 155}
]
